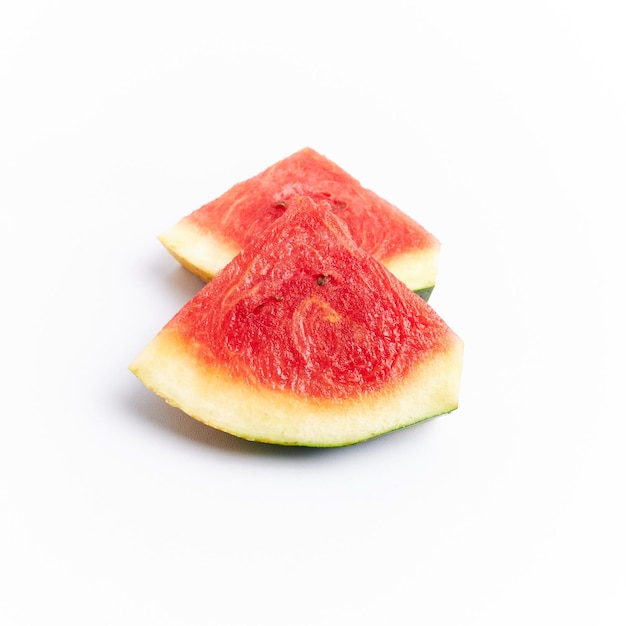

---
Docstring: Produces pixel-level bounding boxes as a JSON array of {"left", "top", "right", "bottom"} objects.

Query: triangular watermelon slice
[
  {"left": 131, "top": 196, "right": 463, "bottom": 447},
  {"left": 159, "top": 147, "right": 440, "bottom": 300}
]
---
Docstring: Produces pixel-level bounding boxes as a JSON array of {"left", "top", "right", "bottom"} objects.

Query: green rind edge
[
  {"left": 414, "top": 286, "right": 434, "bottom": 302},
  {"left": 234, "top": 406, "right": 458, "bottom": 449}
]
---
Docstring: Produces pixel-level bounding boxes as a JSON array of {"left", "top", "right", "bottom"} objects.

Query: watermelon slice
[
  {"left": 130, "top": 196, "right": 463, "bottom": 447},
  {"left": 159, "top": 147, "right": 440, "bottom": 300}
]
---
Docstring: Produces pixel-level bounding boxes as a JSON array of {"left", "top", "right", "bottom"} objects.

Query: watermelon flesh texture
[
  {"left": 131, "top": 196, "right": 463, "bottom": 447},
  {"left": 159, "top": 147, "right": 440, "bottom": 298}
]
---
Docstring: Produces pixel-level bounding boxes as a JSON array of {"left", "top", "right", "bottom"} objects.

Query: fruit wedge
[
  {"left": 159, "top": 147, "right": 440, "bottom": 299},
  {"left": 131, "top": 196, "right": 463, "bottom": 447}
]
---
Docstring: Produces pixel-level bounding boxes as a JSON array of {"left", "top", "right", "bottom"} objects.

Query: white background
[{"left": 2, "top": 2, "right": 625, "bottom": 625}]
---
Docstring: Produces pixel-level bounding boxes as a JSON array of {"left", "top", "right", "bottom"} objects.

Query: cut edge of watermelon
[
  {"left": 158, "top": 219, "right": 441, "bottom": 295},
  {"left": 129, "top": 329, "right": 464, "bottom": 448}
]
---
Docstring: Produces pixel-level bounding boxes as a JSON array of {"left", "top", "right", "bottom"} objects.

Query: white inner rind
[
  {"left": 158, "top": 221, "right": 236, "bottom": 282},
  {"left": 383, "top": 242, "right": 440, "bottom": 292},
  {"left": 159, "top": 220, "right": 440, "bottom": 292},
  {"left": 129, "top": 329, "right": 464, "bottom": 447}
]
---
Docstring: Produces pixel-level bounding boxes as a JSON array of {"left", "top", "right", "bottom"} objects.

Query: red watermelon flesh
[
  {"left": 159, "top": 147, "right": 440, "bottom": 298},
  {"left": 131, "top": 196, "right": 462, "bottom": 447}
]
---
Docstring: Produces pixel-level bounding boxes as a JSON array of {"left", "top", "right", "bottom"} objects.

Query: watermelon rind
[{"left": 129, "top": 330, "right": 463, "bottom": 447}]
